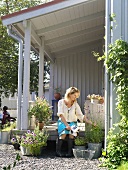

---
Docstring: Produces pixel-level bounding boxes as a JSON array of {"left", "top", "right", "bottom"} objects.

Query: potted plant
[
  {"left": 11, "top": 137, "right": 20, "bottom": 150},
  {"left": 11, "top": 130, "right": 21, "bottom": 150},
  {"left": 28, "top": 97, "right": 52, "bottom": 130},
  {"left": 0, "top": 122, "right": 16, "bottom": 144},
  {"left": 87, "top": 94, "right": 104, "bottom": 104},
  {"left": 74, "top": 136, "right": 87, "bottom": 150},
  {"left": 13, "top": 127, "right": 49, "bottom": 156},
  {"left": 54, "top": 86, "right": 61, "bottom": 100},
  {"left": 73, "top": 136, "right": 95, "bottom": 159},
  {"left": 85, "top": 123, "right": 104, "bottom": 159}
]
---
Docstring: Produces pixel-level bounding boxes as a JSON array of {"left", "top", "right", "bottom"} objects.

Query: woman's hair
[{"left": 64, "top": 87, "right": 80, "bottom": 100}]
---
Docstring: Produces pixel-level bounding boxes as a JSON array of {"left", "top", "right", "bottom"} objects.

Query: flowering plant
[
  {"left": 11, "top": 136, "right": 19, "bottom": 144},
  {"left": 28, "top": 97, "right": 52, "bottom": 123},
  {"left": 19, "top": 128, "right": 48, "bottom": 147},
  {"left": 11, "top": 127, "right": 49, "bottom": 155},
  {"left": 87, "top": 94, "right": 104, "bottom": 103}
]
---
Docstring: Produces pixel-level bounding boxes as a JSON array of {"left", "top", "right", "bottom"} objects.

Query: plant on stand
[
  {"left": 28, "top": 97, "right": 52, "bottom": 130},
  {"left": 87, "top": 94, "right": 104, "bottom": 104}
]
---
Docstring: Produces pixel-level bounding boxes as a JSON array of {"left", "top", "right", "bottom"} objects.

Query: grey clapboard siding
[{"left": 53, "top": 43, "right": 104, "bottom": 112}]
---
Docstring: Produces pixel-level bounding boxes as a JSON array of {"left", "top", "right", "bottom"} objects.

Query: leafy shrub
[{"left": 74, "top": 137, "right": 86, "bottom": 146}]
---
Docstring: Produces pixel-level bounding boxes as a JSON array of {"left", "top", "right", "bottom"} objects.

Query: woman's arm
[
  {"left": 60, "top": 114, "right": 71, "bottom": 130},
  {"left": 83, "top": 115, "right": 96, "bottom": 126}
]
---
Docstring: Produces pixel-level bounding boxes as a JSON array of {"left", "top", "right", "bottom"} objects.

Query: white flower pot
[
  {"left": 91, "top": 99, "right": 99, "bottom": 104},
  {"left": 74, "top": 145, "right": 85, "bottom": 150},
  {"left": 72, "top": 148, "right": 95, "bottom": 159},
  {"left": 0, "top": 131, "right": 9, "bottom": 144},
  {"left": 20, "top": 146, "right": 31, "bottom": 156}
]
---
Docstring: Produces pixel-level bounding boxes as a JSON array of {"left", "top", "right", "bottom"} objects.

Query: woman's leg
[
  {"left": 66, "top": 134, "right": 74, "bottom": 157},
  {"left": 56, "top": 134, "right": 67, "bottom": 157},
  {"left": 59, "top": 134, "right": 66, "bottom": 139},
  {"left": 69, "top": 134, "right": 74, "bottom": 139}
]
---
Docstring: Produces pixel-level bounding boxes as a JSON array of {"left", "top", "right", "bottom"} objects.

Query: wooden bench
[
  {"left": 10, "top": 122, "right": 86, "bottom": 142},
  {"left": 44, "top": 122, "right": 85, "bottom": 141}
]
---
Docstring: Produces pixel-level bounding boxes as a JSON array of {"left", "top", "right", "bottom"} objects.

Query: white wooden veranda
[{"left": 1, "top": 0, "right": 128, "bottom": 149}]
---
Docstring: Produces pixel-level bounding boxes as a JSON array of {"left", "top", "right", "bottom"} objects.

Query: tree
[{"left": 0, "top": 0, "right": 50, "bottom": 97}]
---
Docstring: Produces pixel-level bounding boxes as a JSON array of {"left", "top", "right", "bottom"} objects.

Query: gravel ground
[{"left": 0, "top": 144, "right": 107, "bottom": 170}]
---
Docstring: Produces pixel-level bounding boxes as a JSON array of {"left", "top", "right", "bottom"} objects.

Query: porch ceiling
[{"left": 2, "top": 0, "right": 105, "bottom": 60}]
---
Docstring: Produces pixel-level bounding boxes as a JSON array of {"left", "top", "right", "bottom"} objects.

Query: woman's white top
[{"left": 57, "top": 99, "right": 84, "bottom": 122}]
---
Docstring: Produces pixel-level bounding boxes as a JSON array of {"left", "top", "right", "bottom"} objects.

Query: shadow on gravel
[{"left": 37, "top": 140, "right": 71, "bottom": 159}]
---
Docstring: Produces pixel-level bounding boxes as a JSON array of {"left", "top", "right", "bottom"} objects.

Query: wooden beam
[
  {"left": 51, "top": 34, "right": 104, "bottom": 53},
  {"left": 54, "top": 39, "right": 103, "bottom": 57},
  {"left": 36, "top": 11, "right": 104, "bottom": 35},
  {"left": 45, "top": 25, "right": 104, "bottom": 45},
  {"left": 31, "top": 24, "right": 41, "bottom": 46}
]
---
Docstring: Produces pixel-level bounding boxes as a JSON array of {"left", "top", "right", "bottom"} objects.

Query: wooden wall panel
[{"left": 53, "top": 43, "right": 104, "bottom": 112}]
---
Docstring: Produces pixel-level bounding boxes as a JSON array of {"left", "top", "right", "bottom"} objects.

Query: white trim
[{"left": 2, "top": 0, "right": 92, "bottom": 26}]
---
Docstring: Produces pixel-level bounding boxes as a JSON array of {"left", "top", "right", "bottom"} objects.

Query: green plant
[
  {"left": 14, "top": 127, "right": 49, "bottom": 156},
  {"left": 28, "top": 97, "right": 52, "bottom": 123},
  {"left": 102, "top": 118, "right": 128, "bottom": 169},
  {"left": 85, "top": 123, "right": 104, "bottom": 143},
  {"left": 54, "top": 86, "right": 61, "bottom": 93},
  {"left": 104, "top": 40, "right": 128, "bottom": 169},
  {"left": 3, "top": 153, "right": 21, "bottom": 170},
  {"left": 97, "top": 39, "right": 128, "bottom": 169},
  {"left": 0, "top": 122, "right": 16, "bottom": 132},
  {"left": 117, "top": 161, "right": 128, "bottom": 170},
  {"left": 74, "top": 136, "right": 86, "bottom": 146}
]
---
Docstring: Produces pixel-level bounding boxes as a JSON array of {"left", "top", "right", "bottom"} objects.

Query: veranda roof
[{"left": 1, "top": 0, "right": 105, "bottom": 60}]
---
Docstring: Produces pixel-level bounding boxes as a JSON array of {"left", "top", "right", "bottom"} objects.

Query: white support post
[
  {"left": 110, "top": 0, "right": 121, "bottom": 127},
  {"left": 104, "top": 0, "right": 111, "bottom": 150},
  {"left": 38, "top": 36, "right": 45, "bottom": 97},
  {"left": 49, "top": 63, "right": 54, "bottom": 104},
  {"left": 22, "top": 20, "right": 31, "bottom": 130}
]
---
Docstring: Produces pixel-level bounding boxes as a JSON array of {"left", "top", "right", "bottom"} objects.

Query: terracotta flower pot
[
  {"left": 38, "top": 122, "right": 44, "bottom": 130},
  {"left": 54, "top": 93, "right": 61, "bottom": 100}
]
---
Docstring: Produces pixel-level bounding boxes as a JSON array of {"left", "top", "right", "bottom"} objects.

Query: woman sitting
[{"left": 56, "top": 87, "right": 95, "bottom": 157}]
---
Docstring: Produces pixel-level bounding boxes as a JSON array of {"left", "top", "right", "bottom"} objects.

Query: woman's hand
[
  {"left": 84, "top": 115, "right": 96, "bottom": 126},
  {"left": 66, "top": 125, "right": 71, "bottom": 131},
  {"left": 93, "top": 122, "right": 97, "bottom": 126}
]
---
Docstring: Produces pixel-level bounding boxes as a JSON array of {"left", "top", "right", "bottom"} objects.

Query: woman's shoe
[{"left": 56, "top": 151, "right": 65, "bottom": 157}]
